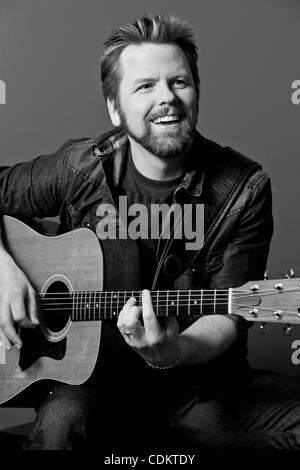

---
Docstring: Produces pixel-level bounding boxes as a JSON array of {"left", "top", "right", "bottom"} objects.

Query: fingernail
[
  {"left": 142, "top": 289, "right": 149, "bottom": 298},
  {"left": 15, "top": 343, "right": 21, "bottom": 349}
]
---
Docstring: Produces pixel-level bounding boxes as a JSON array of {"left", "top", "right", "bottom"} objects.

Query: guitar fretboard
[{"left": 40, "top": 290, "right": 230, "bottom": 321}]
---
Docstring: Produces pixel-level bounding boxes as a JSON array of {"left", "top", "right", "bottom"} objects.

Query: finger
[
  {"left": 10, "top": 297, "right": 36, "bottom": 328},
  {"left": 118, "top": 297, "right": 144, "bottom": 338},
  {"left": 26, "top": 289, "right": 39, "bottom": 325},
  {"left": 142, "top": 289, "right": 162, "bottom": 337},
  {"left": 0, "top": 300, "right": 22, "bottom": 348},
  {"left": 10, "top": 297, "right": 27, "bottom": 324},
  {"left": 0, "top": 329, "right": 12, "bottom": 350},
  {"left": 19, "top": 317, "right": 36, "bottom": 329},
  {"left": 2, "top": 322, "right": 22, "bottom": 349},
  {"left": 117, "top": 297, "right": 136, "bottom": 326},
  {"left": 118, "top": 297, "right": 141, "bottom": 325},
  {"left": 164, "top": 317, "right": 179, "bottom": 336}
]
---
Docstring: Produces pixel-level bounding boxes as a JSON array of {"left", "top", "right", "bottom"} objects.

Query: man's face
[{"left": 111, "top": 43, "right": 198, "bottom": 158}]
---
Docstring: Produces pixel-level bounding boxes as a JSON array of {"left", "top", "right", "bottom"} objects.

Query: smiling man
[
  {"left": 1, "top": 14, "right": 300, "bottom": 451},
  {"left": 108, "top": 42, "right": 197, "bottom": 164}
]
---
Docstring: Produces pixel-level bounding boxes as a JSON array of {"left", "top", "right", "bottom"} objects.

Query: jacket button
[
  {"left": 163, "top": 255, "right": 182, "bottom": 278},
  {"left": 85, "top": 222, "right": 90, "bottom": 228}
]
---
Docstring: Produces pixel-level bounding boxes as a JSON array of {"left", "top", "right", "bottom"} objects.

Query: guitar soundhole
[{"left": 42, "top": 280, "right": 72, "bottom": 332}]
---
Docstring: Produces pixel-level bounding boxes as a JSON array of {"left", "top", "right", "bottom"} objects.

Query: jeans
[{"left": 23, "top": 369, "right": 300, "bottom": 451}]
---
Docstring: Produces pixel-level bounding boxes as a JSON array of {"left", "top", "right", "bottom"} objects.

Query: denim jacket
[{"left": 0, "top": 128, "right": 273, "bottom": 386}]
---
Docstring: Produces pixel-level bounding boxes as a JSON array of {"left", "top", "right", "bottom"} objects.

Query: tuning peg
[
  {"left": 285, "top": 268, "right": 295, "bottom": 279},
  {"left": 283, "top": 324, "right": 293, "bottom": 336},
  {"left": 264, "top": 270, "right": 269, "bottom": 280},
  {"left": 259, "top": 322, "right": 266, "bottom": 334}
]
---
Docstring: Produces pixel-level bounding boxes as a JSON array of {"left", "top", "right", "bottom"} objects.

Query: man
[{"left": 0, "top": 14, "right": 300, "bottom": 451}]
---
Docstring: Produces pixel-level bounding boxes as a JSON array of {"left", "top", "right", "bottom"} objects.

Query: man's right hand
[{"left": 0, "top": 249, "right": 39, "bottom": 350}]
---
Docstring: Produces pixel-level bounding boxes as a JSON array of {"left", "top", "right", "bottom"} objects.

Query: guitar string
[
  {"left": 36, "top": 288, "right": 299, "bottom": 304},
  {"left": 34, "top": 287, "right": 300, "bottom": 300},
  {"left": 39, "top": 303, "right": 300, "bottom": 314},
  {"left": 39, "top": 307, "right": 300, "bottom": 318},
  {"left": 30, "top": 288, "right": 300, "bottom": 315},
  {"left": 38, "top": 303, "right": 300, "bottom": 310},
  {"left": 37, "top": 292, "right": 299, "bottom": 304}
]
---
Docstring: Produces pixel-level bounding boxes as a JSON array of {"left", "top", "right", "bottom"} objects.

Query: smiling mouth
[{"left": 151, "top": 115, "right": 181, "bottom": 125}]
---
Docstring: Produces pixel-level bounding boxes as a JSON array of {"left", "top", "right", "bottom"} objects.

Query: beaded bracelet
[{"left": 145, "top": 347, "right": 182, "bottom": 370}]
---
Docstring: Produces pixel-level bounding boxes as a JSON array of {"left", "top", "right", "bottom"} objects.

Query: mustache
[{"left": 147, "top": 106, "right": 185, "bottom": 122}]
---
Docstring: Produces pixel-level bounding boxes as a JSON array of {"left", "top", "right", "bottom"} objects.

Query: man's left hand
[{"left": 117, "top": 289, "right": 180, "bottom": 366}]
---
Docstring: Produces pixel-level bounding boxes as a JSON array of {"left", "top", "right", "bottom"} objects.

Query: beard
[{"left": 118, "top": 106, "right": 197, "bottom": 158}]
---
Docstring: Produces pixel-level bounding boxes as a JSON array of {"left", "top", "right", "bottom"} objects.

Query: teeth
[{"left": 152, "top": 115, "right": 179, "bottom": 124}]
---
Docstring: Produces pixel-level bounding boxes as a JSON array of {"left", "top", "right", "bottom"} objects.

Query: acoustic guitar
[{"left": 0, "top": 215, "right": 300, "bottom": 405}]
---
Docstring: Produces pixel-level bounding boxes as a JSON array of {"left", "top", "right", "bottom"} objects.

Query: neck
[{"left": 128, "top": 136, "right": 190, "bottom": 181}]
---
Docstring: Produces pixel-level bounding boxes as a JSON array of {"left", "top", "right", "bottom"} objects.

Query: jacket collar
[{"left": 95, "top": 127, "right": 204, "bottom": 199}]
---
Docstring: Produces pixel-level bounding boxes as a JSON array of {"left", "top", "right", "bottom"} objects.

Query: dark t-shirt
[{"left": 118, "top": 148, "right": 183, "bottom": 288}]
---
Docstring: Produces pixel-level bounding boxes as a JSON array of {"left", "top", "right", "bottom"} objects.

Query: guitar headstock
[{"left": 231, "top": 275, "right": 300, "bottom": 331}]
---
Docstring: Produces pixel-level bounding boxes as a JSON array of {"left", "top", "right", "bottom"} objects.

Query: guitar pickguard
[{"left": 19, "top": 327, "right": 66, "bottom": 371}]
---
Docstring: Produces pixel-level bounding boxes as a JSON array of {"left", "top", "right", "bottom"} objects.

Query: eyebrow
[
  {"left": 132, "top": 78, "right": 155, "bottom": 86},
  {"left": 132, "top": 74, "right": 190, "bottom": 86}
]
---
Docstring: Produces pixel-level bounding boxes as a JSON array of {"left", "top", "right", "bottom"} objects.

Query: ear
[{"left": 107, "top": 99, "right": 121, "bottom": 127}]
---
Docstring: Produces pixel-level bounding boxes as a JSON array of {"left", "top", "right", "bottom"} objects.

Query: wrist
[{"left": 145, "top": 346, "right": 182, "bottom": 370}]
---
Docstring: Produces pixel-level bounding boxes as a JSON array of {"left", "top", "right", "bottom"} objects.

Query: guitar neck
[
  {"left": 40, "top": 289, "right": 230, "bottom": 322},
  {"left": 39, "top": 280, "right": 300, "bottom": 325}
]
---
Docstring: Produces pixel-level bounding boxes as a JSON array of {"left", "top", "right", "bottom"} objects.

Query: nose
[{"left": 156, "top": 82, "right": 176, "bottom": 105}]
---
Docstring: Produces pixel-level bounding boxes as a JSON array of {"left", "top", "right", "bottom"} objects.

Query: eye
[
  {"left": 173, "top": 79, "right": 188, "bottom": 88},
  {"left": 137, "top": 83, "right": 152, "bottom": 92}
]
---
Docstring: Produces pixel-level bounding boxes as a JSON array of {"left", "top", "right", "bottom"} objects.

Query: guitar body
[
  {"left": 0, "top": 216, "right": 140, "bottom": 404},
  {"left": 1, "top": 217, "right": 300, "bottom": 405}
]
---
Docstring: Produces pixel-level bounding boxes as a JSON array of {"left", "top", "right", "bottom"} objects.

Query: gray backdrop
[{"left": 0, "top": 0, "right": 300, "bottom": 387}]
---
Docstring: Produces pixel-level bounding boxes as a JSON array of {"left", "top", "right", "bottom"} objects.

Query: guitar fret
[
  {"left": 166, "top": 290, "right": 169, "bottom": 317},
  {"left": 110, "top": 291, "right": 113, "bottom": 319},
  {"left": 200, "top": 290, "right": 203, "bottom": 316},
  {"left": 92, "top": 291, "right": 95, "bottom": 320},
  {"left": 112, "top": 292, "right": 117, "bottom": 318},
  {"left": 72, "top": 291, "right": 76, "bottom": 321},
  {"left": 103, "top": 291, "right": 107, "bottom": 319},
  {"left": 188, "top": 290, "right": 191, "bottom": 316},
  {"left": 78, "top": 291, "right": 80, "bottom": 320},
  {"left": 86, "top": 291, "right": 89, "bottom": 319},
  {"left": 89, "top": 290, "right": 92, "bottom": 320},
  {"left": 78, "top": 291, "right": 81, "bottom": 320},
  {"left": 177, "top": 290, "right": 179, "bottom": 316},
  {"left": 82, "top": 291, "right": 85, "bottom": 320},
  {"left": 96, "top": 291, "right": 99, "bottom": 320},
  {"left": 76, "top": 292, "right": 79, "bottom": 321},
  {"left": 214, "top": 289, "right": 216, "bottom": 314}
]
